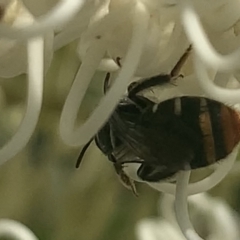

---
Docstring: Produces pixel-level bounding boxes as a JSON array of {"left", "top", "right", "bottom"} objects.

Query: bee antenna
[
  {"left": 170, "top": 45, "right": 192, "bottom": 78},
  {"left": 104, "top": 72, "right": 111, "bottom": 94},
  {"left": 75, "top": 139, "right": 93, "bottom": 168}
]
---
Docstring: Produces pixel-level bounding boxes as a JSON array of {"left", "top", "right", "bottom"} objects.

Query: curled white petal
[
  {"left": 0, "top": 0, "right": 88, "bottom": 39},
  {"left": 0, "top": 37, "right": 43, "bottom": 165},
  {"left": 59, "top": 39, "right": 106, "bottom": 146},
  {"left": 54, "top": 0, "right": 107, "bottom": 50},
  {"left": 59, "top": 2, "right": 150, "bottom": 146},
  {"left": 186, "top": 0, "right": 240, "bottom": 32},
  {"left": 0, "top": 219, "right": 38, "bottom": 240},
  {"left": 174, "top": 170, "right": 203, "bottom": 240},
  {"left": 180, "top": 0, "right": 240, "bottom": 71},
  {"left": 0, "top": 2, "right": 53, "bottom": 78},
  {"left": 194, "top": 56, "right": 240, "bottom": 104},
  {"left": 77, "top": 2, "right": 134, "bottom": 62}
]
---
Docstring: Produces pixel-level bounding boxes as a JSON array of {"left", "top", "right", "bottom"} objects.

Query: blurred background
[{"left": 0, "top": 40, "right": 239, "bottom": 240}]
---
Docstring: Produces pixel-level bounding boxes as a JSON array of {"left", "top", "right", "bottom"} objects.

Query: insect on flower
[{"left": 76, "top": 45, "right": 240, "bottom": 196}]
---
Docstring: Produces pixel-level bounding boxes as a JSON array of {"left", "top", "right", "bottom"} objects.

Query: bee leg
[
  {"left": 103, "top": 57, "right": 122, "bottom": 94},
  {"left": 127, "top": 45, "right": 192, "bottom": 98},
  {"left": 116, "top": 57, "right": 122, "bottom": 67},
  {"left": 103, "top": 72, "right": 111, "bottom": 94},
  {"left": 111, "top": 156, "right": 138, "bottom": 196},
  {"left": 170, "top": 45, "right": 192, "bottom": 78},
  {"left": 117, "top": 167, "right": 138, "bottom": 197},
  {"left": 128, "top": 75, "right": 171, "bottom": 99}
]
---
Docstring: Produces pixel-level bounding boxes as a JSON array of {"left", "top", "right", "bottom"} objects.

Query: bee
[{"left": 76, "top": 46, "right": 240, "bottom": 196}]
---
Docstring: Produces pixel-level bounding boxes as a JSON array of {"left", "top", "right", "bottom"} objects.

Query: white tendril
[
  {"left": 180, "top": 0, "right": 240, "bottom": 71},
  {"left": 0, "top": 219, "right": 38, "bottom": 240},
  {"left": 0, "top": 37, "right": 43, "bottom": 165},
  {"left": 59, "top": 40, "right": 106, "bottom": 145},
  {"left": 53, "top": 0, "right": 106, "bottom": 51},
  {"left": 59, "top": 1, "right": 150, "bottom": 146},
  {"left": 194, "top": 56, "right": 240, "bottom": 104},
  {"left": 147, "top": 143, "right": 237, "bottom": 195},
  {"left": 174, "top": 170, "right": 203, "bottom": 240},
  {"left": 0, "top": 0, "right": 87, "bottom": 39}
]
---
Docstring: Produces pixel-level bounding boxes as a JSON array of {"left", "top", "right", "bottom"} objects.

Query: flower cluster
[{"left": 0, "top": 0, "right": 240, "bottom": 239}]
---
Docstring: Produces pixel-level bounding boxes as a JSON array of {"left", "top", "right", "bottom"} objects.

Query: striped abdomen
[{"left": 157, "top": 97, "right": 240, "bottom": 169}]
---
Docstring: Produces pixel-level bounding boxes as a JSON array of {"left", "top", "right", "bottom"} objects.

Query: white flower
[
  {"left": 1, "top": 1, "right": 240, "bottom": 239},
  {"left": 1, "top": 0, "right": 240, "bottom": 160}
]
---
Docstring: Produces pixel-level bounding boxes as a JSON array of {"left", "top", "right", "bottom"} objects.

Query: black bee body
[
  {"left": 76, "top": 46, "right": 240, "bottom": 194},
  {"left": 95, "top": 79, "right": 240, "bottom": 180}
]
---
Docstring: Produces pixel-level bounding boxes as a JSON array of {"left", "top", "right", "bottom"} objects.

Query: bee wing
[{"left": 110, "top": 108, "right": 196, "bottom": 171}]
